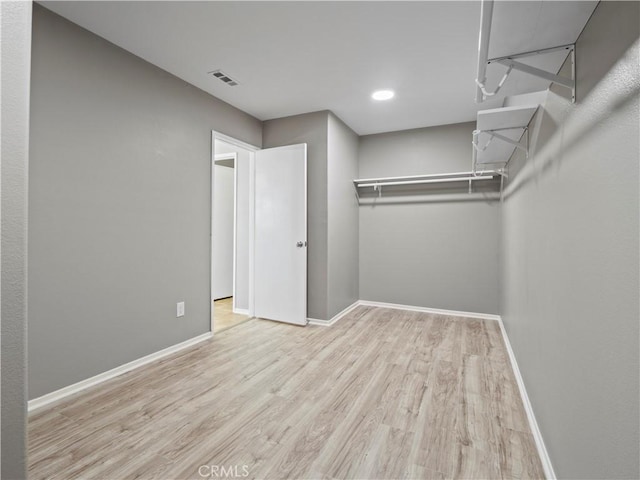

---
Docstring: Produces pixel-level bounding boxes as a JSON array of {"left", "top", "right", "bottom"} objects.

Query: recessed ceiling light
[{"left": 372, "top": 90, "right": 395, "bottom": 101}]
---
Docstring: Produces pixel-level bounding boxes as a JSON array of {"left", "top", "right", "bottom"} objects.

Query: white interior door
[{"left": 254, "top": 143, "right": 307, "bottom": 325}]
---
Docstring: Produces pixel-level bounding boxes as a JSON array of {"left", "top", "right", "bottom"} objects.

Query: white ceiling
[{"left": 40, "top": 1, "right": 595, "bottom": 135}]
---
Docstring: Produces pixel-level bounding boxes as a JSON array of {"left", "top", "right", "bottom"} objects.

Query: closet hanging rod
[
  {"left": 354, "top": 170, "right": 502, "bottom": 184},
  {"left": 357, "top": 175, "right": 495, "bottom": 188}
]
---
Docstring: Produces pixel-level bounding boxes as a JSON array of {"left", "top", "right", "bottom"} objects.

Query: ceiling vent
[{"left": 208, "top": 70, "right": 239, "bottom": 86}]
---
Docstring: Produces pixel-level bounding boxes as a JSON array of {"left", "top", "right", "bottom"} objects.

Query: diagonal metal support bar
[
  {"left": 488, "top": 43, "right": 574, "bottom": 64},
  {"left": 495, "top": 58, "right": 575, "bottom": 89},
  {"left": 474, "top": 127, "right": 528, "bottom": 150},
  {"left": 485, "top": 130, "right": 528, "bottom": 152},
  {"left": 472, "top": 128, "right": 529, "bottom": 173}
]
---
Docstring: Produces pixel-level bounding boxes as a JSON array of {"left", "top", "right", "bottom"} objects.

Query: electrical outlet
[{"left": 177, "top": 301, "right": 185, "bottom": 317}]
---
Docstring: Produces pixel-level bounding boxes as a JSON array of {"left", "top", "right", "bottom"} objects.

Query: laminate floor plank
[
  {"left": 29, "top": 306, "right": 545, "bottom": 479},
  {"left": 213, "top": 298, "right": 250, "bottom": 333}
]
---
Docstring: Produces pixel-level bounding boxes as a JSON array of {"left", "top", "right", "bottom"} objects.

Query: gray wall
[
  {"left": 500, "top": 2, "right": 640, "bottom": 478},
  {"left": 358, "top": 123, "right": 500, "bottom": 315},
  {"left": 263, "top": 111, "right": 360, "bottom": 321},
  {"left": 28, "top": 5, "right": 262, "bottom": 399},
  {"left": 327, "top": 113, "right": 359, "bottom": 317},
  {"left": 263, "top": 111, "right": 329, "bottom": 320},
  {"left": 1, "top": 2, "right": 32, "bottom": 476}
]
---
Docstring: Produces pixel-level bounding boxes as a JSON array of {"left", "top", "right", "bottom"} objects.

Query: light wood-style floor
[
  {"left": 29, "top": 306, "right": 544, "bottom": 479},
  {"left": 213, "top": 297, "right": 249, "bottom": 332}
]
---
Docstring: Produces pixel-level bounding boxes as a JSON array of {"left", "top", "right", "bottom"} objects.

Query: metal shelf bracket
[
  {"left": 475, "top": 0, "right": 578, "bottom": 104},
  {"left": 472, "top": 127, "right": 529, "bottom": 175},
  {"left": 490, "top": 45, "right": 576, "bottom": 103},
  {"left": 483, "top": 128, "right": 529, "bottom": 157}
]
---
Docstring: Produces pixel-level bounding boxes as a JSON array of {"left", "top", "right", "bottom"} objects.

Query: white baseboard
[
  {"left": 498, "top": 318, "right": 556, "bottom": 480},
  {"left": 358, "top": 300, "right": 501, "bottom": 322},
  {"left": 28, "top": 332, "right": 213, "bottom": 413},
  {"left": 308, "top": 300, "right": 500, "bottom": 325},
  {"left": 308, "top": 301, "right": 360, "bottom": 327},
  {"left": 233, "top": 308, "right": 249, "bottom": 315}
]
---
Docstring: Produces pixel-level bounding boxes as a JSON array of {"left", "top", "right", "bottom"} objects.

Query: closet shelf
[
  {"left": 477, "top": 104, "right": 538, "bottom": 132},
  {"left": 473, "top": 104, "right": 538, "bottom": 169},
  {"left": 474, "top": 0, "right": 597, "bottom": 104}
]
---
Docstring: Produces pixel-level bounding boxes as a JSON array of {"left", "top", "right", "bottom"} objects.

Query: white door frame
[{"left": 211, "top": 131, "right": 259, "bottom": 334}]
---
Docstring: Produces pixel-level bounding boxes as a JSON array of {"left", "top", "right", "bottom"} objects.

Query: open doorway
[
  {"left": 211, "top": 131, "right": 308, "bottom": 331},
  {"left": 211, "top": 133, "right": 257, "bottom": 333}
]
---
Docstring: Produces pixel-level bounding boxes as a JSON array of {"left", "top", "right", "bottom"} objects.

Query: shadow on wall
[{"left": 504, "top": 41, "right": 640, "bottom": 200}]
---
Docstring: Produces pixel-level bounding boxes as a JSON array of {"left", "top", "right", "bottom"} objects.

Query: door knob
[{"left": 296, "top": 241, "right": 307, "bottom": 248}]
